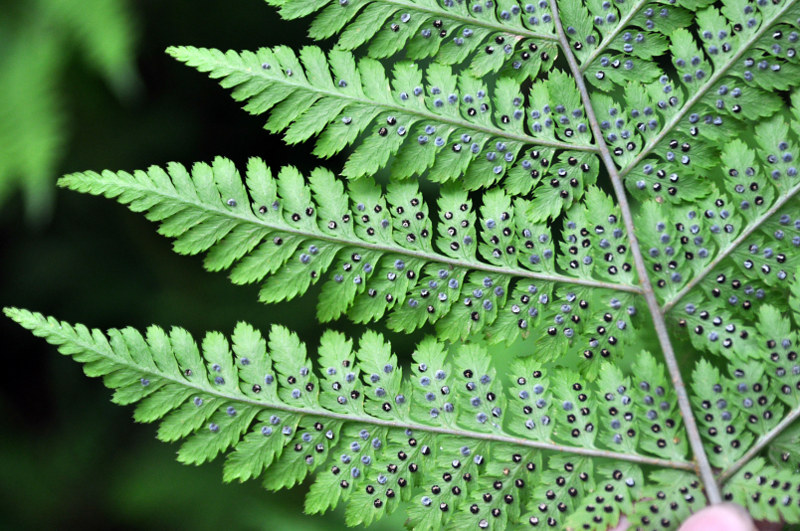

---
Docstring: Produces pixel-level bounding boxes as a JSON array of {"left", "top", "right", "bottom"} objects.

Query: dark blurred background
[{"left": 0, "top": 0, "right": 411, "bottom": 528}]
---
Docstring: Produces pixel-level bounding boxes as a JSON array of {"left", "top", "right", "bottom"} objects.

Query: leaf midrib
[{"left": 548, "top": 0, "right": 723, "bottom": 501}]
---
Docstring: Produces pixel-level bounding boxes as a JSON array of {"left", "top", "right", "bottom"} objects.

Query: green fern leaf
[
  {"left": 723, "top": 458, "right": 800, "bottom": 522},
  {"left": 266, "top": 0, "right": 559, "bottom": 79},
  {"left": 6, "top": 307, "right": 701, "bottom": 529},
  {"left": 167, "top": 45, "right": 599, "bottom": 195},
  {"left": 12, "top": 0, "right": 800, "bottom": 526},
  {"left": 59, "top": 157, "right": 645, "bottom": 364},
  {"left": 0, "top": 0, "right": 137, "bottom": 222}
]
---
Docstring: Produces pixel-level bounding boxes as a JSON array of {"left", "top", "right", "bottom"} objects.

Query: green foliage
[
  {"left": 7, "top": 307, "right": 694, "bottom": 529},
  {"left": 0, "top": 0, "right": 137, "bottom": 223},
  {"left": 723, "top": 458, "right": 800, "bottom": 522},
  {"left": 9, "top": 0, "right": 800, "bottom": 527},
  {"left": 60, "top": 156, "right": 643, "bottom": 370},
  {"left": 166, "top": 45, "right": 593, "bottom": 193}
]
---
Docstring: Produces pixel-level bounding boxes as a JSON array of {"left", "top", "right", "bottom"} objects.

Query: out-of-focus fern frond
[{"left": 0, "top": 0, "right": 138, "bottom": 223}]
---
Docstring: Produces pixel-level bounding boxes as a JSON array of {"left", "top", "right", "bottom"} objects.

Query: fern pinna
[{"left": 7, "top": 0, "right": 800, "bottom": 527}]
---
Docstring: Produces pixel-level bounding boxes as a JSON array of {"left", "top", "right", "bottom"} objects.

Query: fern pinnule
[{"left": 658, "top": 100, "right": 800, "bottom": 318}]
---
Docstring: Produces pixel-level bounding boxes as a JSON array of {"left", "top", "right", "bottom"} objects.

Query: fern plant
[
  {"left": 0, "top": 0, "right": 137, "bottom": 223},
  {"left": 7, "top": 0, "right": 800, "bottom": 527}
]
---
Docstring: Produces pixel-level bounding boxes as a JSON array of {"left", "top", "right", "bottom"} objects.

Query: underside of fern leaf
[
  {"left": 9, "top": 0, "right": 800, "bottom": 527},
  {"left": 1, "top": 308, "right": 701, "bottom": 529},
  {"left": 59, "top": 157, "right": 645, "bottom": 375},
  {"left": 9, "top": 304, "right": 800, "bottom": 528}
]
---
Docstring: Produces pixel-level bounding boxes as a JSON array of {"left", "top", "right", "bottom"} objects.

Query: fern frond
[
  {"left": 167, "top": 45, "right": 602, "bottom": 195},
  {"left": 575, "top": 1, "right": 694, "bottom": 78},
  {"left": 0, "top": 29, "right": 63, "bottom": 220},
  {"left": 16, "top": 0, "right": 800, "bottom": 525},
  {"left": 263, "top": 0, "right": 560, "bottom": 80},
  {"left": 60, "top": 157, "right": 648, "bottom": 371},
  {"left": 262, "top": 0, "right": 692, "bottom": 90},
  {"left": 14, "top": 297, "right": 800, "bottom": 526},
  {"left": 5, "top": 307, "right": 701, "bottom": 529},
  {"left": 687, "top": 295, "right": 800, "bottom": 490},
  {"left": 628, "top": 470, "right": 708, "bottom": 529},
  {"left": 169, "top": 0, "right": 800, "bottom": 208},
  {"left": 0, "top": 0, "right": 137, "bottom": 222}
]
